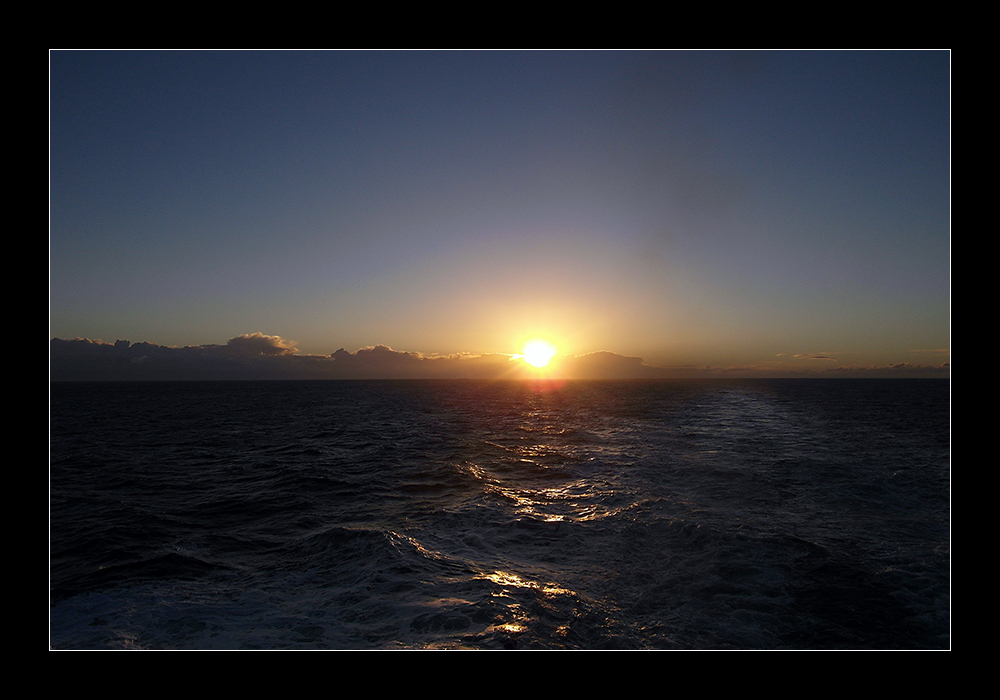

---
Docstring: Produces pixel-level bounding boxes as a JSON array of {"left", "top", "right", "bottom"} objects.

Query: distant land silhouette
[{"left": 50, "top": 335, "right": 950, "bottom": 381}]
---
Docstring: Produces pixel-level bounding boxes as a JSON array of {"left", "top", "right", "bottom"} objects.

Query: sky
[{"left": 50, "top": 50, "right": 950, "bottom": 377}]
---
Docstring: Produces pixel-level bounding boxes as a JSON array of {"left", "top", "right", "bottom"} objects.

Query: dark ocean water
[{"left": 49, "top": 379, "right": 950, "bottom": 649}]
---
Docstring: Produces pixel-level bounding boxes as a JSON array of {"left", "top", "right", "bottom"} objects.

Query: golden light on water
[{"left": 481, "top": 570, "right": 574, "bottom": 597}]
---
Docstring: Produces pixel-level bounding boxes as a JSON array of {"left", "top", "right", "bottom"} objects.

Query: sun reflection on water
[{"left": 480, "top": 570, "right": 575, "bottom": 597}]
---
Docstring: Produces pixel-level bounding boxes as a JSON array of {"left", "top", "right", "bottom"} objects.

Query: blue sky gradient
[{"left": 50, "top": 50, "right": 949, "bottom": 375}]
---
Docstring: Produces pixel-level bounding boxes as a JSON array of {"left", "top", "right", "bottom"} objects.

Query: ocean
[{"left": 49, "top": 378, "right": 950, "bottom": 649}]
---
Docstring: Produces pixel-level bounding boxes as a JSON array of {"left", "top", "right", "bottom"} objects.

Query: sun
[{"left": 521, "top": 339, "right": 557, "bottom": 368}]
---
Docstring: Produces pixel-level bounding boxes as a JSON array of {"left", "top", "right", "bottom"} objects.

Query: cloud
[
  {"left": 330, "top": 345, "right": 515, "bottom": 379},
  {"left": 225, "top": 333, "right": 298, "bottom": 356},
  {"left": 558, "top": 351, "right": 655, "bottom": 379},
  {"left": 50, "top": 336, "right": 669, "bottom": 381},
  {"left": 333, "top": 345, "right": 419, "bottom": 363},
  {"left": 50, "top": 335, "right": 303, "bottom": 381},
  {"left": 50, "top": 335, "right": 952, "bottom": 381}
]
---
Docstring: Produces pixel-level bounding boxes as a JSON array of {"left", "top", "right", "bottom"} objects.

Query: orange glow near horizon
[{"left": 518, "top": 339, "right": 557, "bottom": 368}]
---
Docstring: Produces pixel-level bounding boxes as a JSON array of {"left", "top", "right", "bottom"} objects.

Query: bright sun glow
[{"left": 521, "top": 339, "right": 557, "bottom": 368}]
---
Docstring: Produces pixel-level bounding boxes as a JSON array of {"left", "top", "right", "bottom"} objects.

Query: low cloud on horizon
[{"left": 50, "top": 334, "right": 950, "bottom": 381}]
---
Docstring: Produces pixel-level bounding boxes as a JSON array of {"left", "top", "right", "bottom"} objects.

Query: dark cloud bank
[{"left": 50, "top": 334, "right": 950, "bottom": 381}]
